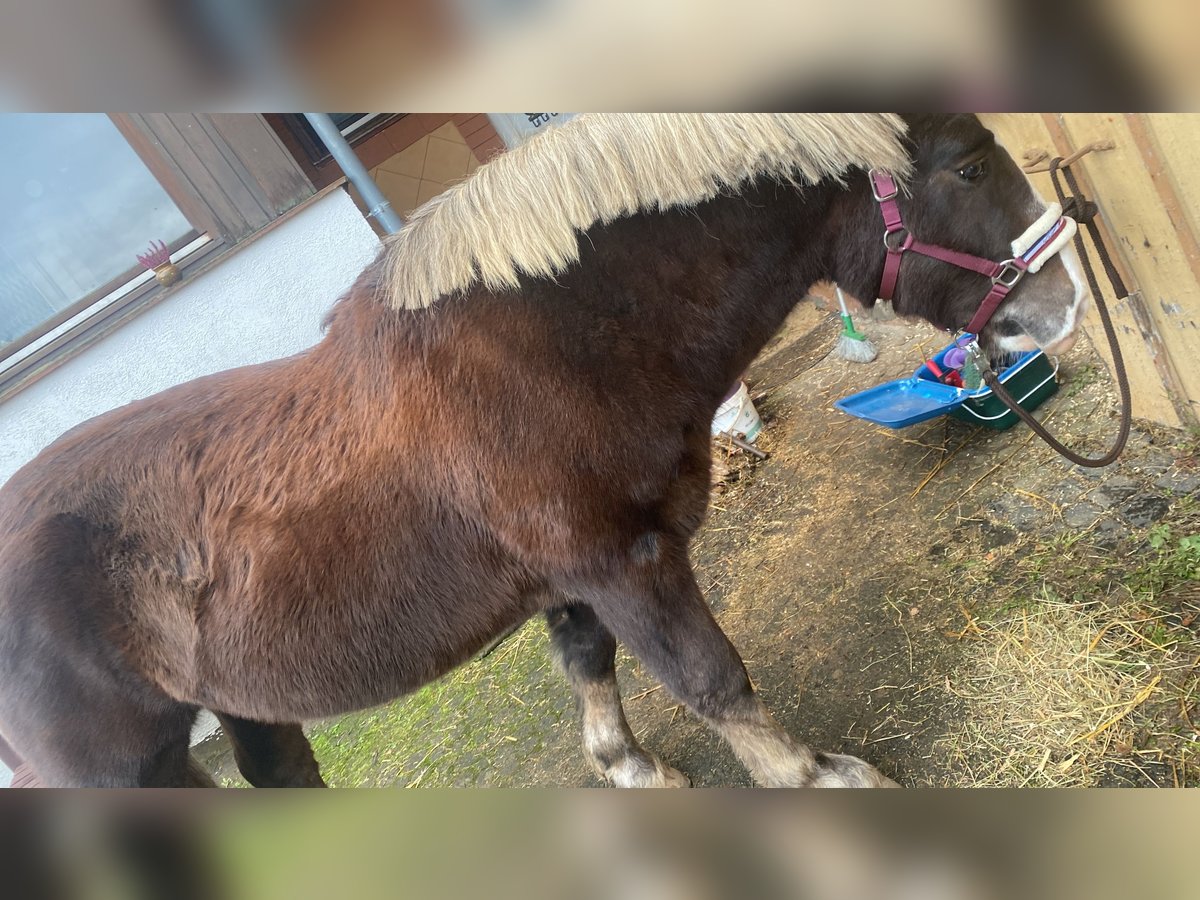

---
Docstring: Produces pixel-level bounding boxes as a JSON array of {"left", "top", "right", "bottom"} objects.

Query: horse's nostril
[{"left": 993, "top": 318, "right": 1024, "bottom": 338}]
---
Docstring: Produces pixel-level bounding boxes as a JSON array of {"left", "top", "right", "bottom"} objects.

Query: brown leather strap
[{"left": 980, "top": 160, "right": 1131, "bottom": 468}]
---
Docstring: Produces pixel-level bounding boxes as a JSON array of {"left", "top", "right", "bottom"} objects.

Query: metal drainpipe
[{"left": 303, "top": 114, "right": 404, "bottom": 235}]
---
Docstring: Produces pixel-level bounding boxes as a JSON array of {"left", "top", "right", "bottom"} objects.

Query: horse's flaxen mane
[{"left": 377, "top": 114, "right": 913, "bottom": 309}]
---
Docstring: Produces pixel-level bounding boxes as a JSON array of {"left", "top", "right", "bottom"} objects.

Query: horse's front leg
[
  {"left": 578, "top": 536, "right": 897, "bottom": 788},
  {"left": 214, "top": 713, "right": 326, "bottom": 787}
]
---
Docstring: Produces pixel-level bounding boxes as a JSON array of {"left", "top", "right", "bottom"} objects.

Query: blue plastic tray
[{"left": 834, "top": 378, "right": 964, "bottom": 428}]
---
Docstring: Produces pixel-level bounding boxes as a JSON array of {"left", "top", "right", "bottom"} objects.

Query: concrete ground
[{"left": 196, "top": 301, "right": 1199, "bottom": 787}]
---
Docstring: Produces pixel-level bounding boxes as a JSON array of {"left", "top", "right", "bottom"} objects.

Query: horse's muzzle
[{"left": 1042, "top": 332, "right": 1078, "bottom": 356}]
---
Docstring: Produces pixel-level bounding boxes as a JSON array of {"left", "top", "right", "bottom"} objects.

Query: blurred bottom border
[{"left": 0, "top": 789, "right": 1193, "bottom": 900}]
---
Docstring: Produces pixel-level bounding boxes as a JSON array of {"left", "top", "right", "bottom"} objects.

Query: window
[
  {"left": 0, "top": 113, "right": 315, "bottom": 398},
  {"left": 0, "top": 115, "right": 198, "bottom": 352}
]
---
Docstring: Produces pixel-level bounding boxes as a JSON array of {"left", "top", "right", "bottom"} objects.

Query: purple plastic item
[
  {"left": 943, "top": 335, "right": 975, "bottom": 370},
  {"left": 944, "top": 347, "right": 967, "bottom": 369}
]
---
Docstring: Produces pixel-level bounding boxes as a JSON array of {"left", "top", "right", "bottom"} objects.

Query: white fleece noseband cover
[{"left": 1012, "top": 203, "right": 1078, "bottom": 273}]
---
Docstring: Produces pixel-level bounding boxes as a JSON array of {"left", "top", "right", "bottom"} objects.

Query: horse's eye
[{"left": 957, "top": 161, "right": 987, "bottom": 182}]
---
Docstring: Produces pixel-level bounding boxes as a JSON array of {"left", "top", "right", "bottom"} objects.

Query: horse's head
[{"left": 839, "top": 114, "right": 1089, "bottom": 356}]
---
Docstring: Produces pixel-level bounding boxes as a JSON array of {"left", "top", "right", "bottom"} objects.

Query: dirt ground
[{"left": 196, "top": 301, "right": 1199, "bottom": 788}]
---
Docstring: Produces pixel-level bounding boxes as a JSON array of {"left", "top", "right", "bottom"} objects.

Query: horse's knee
[
  {"left": 591, "top": 588, "right": 754, "bottom": 720},
  {"left": 680, "top": 655, "right": 757, "bottom": 720}
]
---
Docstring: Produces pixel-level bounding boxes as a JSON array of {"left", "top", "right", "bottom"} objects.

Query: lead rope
[{"left": 972, "top": 158, "right": 1132, "bottom": 468}]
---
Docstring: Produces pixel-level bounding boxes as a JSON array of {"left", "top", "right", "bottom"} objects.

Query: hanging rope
[{"left": 978, "top": 159, "right": 1132, "bottom": 468}]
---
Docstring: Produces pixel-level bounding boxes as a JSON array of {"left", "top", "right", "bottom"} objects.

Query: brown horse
[{"left": 0, "top": 115, "right": 1087, "bottom": 787}]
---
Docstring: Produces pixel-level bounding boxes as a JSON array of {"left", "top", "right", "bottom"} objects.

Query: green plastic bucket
[{"left": 948, "top": 351, "right": 1059, "bottom": 430}]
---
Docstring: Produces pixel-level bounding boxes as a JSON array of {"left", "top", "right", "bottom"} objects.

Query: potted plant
[{"left": 137, "top": 239, "right": 181, "bottom": 287}]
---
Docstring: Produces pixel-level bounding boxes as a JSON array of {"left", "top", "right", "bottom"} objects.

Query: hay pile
[{"left": 942, "top": 585, "right": 1197, "bottom": 787}]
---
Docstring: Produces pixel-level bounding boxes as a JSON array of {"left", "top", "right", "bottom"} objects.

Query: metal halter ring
[
  {"left": 991, "top": 260, "right": 1025, "bottom": 288},
  {"left": 883, "top": 228, "right": 910, "bottom": 253}
]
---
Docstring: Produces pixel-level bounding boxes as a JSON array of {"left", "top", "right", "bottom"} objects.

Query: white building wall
[{"left": 0, "top": 187, "right": 381, "bottom": 785}]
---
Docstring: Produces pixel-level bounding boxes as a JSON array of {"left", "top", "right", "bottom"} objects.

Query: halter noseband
[{"left": 869, "top": 169, "right": 1077, "bottom": 336}]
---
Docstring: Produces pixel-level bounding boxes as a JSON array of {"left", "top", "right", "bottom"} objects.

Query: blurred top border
[{"left": 0, "top": 0, "right": 1193, "bottom": 111}]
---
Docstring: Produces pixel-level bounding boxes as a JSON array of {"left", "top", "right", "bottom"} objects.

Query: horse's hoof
[
  {"left": 604, "top": 751, "right": 692, "bottom": 788},
  {"left": 653, "top": 759, "right": 692, "bottom": 789},
  {"left": 810, "top": 752, "right": 900, "bottom": 788}
]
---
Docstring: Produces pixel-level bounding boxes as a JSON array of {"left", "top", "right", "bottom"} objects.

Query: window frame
[
  {"left": 0, "top": 113, "right": 316, "bottom": 401},
  {"left": 2, "top": 230, "right": 205, "bottom": 359}
]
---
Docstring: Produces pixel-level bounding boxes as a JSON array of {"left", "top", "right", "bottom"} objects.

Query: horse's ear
[
  {"left": 897, "top": 114, "right": 933, "bottom": 137},
  {"left": 897, "top": 114, "right": 984, "bottom": 159}
]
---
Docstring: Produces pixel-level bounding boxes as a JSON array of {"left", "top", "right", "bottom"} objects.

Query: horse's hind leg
[
  {"left": 583, "top": 540, "right": 896, "bottom": 788},
  {"left": 0, "top": 689, "right": 208, "bottom": 788},
  {"left": 215, "top": 714, "right": 325, "bottom": 787},
  {"left": 0, "top": 536, "right": 214, "bottom": 786},
  {"left": 547, "top": 603, "right": 689, "bottom": 788}
]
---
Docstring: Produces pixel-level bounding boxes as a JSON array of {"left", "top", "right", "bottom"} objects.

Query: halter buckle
[
  {"left": 870, "top": 169, "right": 899, "bottom": 202},
  {"left": 992, "top": 260, "right": 1024, "bottom": 288}
]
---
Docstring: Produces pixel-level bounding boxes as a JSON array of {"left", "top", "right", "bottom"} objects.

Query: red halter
[{"left": 869, "top": 169, "right": 1074, "bottom": 336}]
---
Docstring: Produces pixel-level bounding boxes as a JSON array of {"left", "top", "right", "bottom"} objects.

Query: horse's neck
[
  {"left": 579, "top": 178, "right": 844, "bottom": 404},
  {"left": 327, "top": 176, "right": 855, "bottom": 417}
]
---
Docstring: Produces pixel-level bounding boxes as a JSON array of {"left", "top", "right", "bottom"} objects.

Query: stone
[
  {"left": 1135, "top": 451, "right": 1176, "bottom": 475},
  {"left": 1118, "top": 495, "right": 1173, "bottom": 528},
  {"left": 1125, "top": 431, "right": 1152, "bottom": 452},
  {"left": 1092, "top": 517, "right": 1127, "bottom": 549},
  {"left": 1062, "top": 502, "right": 1104, "bottom": 530},
  {"left": 1154, "top": 472, "right": 1200, "bottom": 497},
  {"left": 1092, "top": 475, "right": 1141, "bottom": 509},
  {"left": 1046, "top": 478, "right": 1086, "bottom": 506},
  {"left": 987, "top": 498, "right": 1042, "bottom": 530}
]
